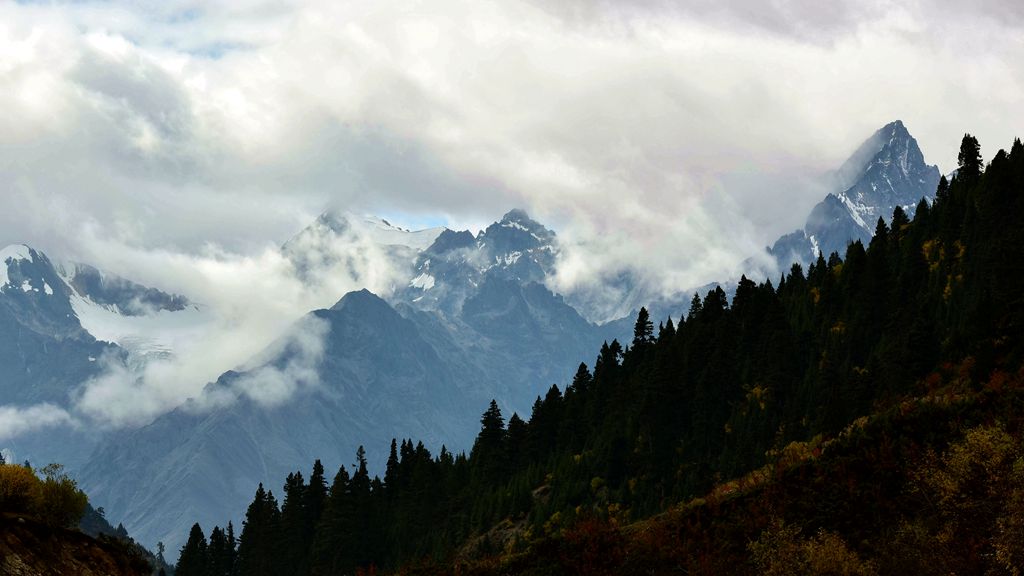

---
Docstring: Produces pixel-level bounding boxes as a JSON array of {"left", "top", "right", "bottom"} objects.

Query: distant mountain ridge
[
  {"left": 77, "top": 208, "right": 622, "bottom": 553},
  {"left": 769, "top": 120, "right": 941, "bottom": 269}
]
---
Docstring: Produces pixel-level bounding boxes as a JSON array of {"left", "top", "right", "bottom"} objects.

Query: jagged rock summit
[
  {"left": 769, "top": 120, "right": 941, "bottom": 268},
  {"left": 395, "top": 208, "right": 558, "bottom": 314}
]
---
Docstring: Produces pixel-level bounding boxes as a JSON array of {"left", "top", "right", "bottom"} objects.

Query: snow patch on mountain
[
  {"left": 70, "top": 294, "right": 211, "bottom": 360},
  {"left": 836, "top": 192, "right": 871, "bottom": 232},
  {"left": 410, "top": 272, "right": 436, "bottom": 290},
  {"left": 808, "top": 234, "right": 820, "bottom": 259}
]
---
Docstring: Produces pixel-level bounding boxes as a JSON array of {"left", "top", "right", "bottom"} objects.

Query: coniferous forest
[{"left": 176, "top": 134, "right": 1024, "bottom": 575}]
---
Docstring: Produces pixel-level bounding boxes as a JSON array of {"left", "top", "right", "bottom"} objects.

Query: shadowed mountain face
[
  {"left": 64, "top": 264, "right": 189, "bottom": 316},
  {"left": 0, "top": 246, "right": 121, "bottom": 469},
  {"left": 770, "top": 120, "right": 941, "bottom": 269},
  {"left": 80, "top": 289, "right": 487, "bottom": 550},
  {"left": 0, "top": 246, "right": 109, "bottom": 403}
]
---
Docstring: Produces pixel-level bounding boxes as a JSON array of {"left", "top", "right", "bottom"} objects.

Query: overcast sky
[
  {"left": 2, "top": 0, "right": 1022, "bottom": 263},
  {"left": 1, "top": 0, "right": 1022, "bottom": 429}
]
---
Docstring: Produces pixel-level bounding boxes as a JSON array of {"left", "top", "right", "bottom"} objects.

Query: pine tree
[
  {"left": 279, "top": 471, "right": 308, "bottom": 574},
  {"left": 687, "top": 293, "right": 703, "bottom": 320},
  {"left": 958, "top": 133, "right": 983, "bottom": 181},
  {"left": 176, "top": 523, "right": 209, "bottom": 576},
  {"left": 312, "top": 466, "right": 353, "bottom": 575},
  {"left": 472, "top": 400, "right": 508, "bottom": 486},
  {"left": 633, "top": 306, "right": 654, "bottom": 348},
  {"left": 506, "top": 413, "right": 528, "bottom": 472},
  {"left": 208, "top": 526, "right": 231, "bottom": 576},
  {"left": 659, "top": 316, "right": 676, "bottom": 342},
  {"left": 305, "top": 459, "right": 328, "bottom": 570},
  {"left": 385, "top": 439, "right": 400, "bottom": 489},
  {"left": 237, "top": 483, "right": 281, "bottom": 576},
  {"left": 225, "top": 522, "right": 238, "bottom": 576},
  {"left": 350, "top": 446, "right": 380, "bottom": 569}
]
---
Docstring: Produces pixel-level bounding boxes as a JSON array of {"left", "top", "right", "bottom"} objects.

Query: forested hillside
[{"left": 176, "top": 134, "right": 1024, "bottom": 575}]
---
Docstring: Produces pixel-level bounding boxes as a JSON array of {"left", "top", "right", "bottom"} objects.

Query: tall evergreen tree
[
  {"left": 385, "top": 439, "right": 400, "bottom": 489},
  {"left": 506, "top": 413, "right": 528, "bottom": 471},
  {"left": 237, "top": 484, "right": 281, "bottom": 576},
  {"left": 279, "top": 471, "right": 308, "bottom": 574},
  {"left": 633, "top": 306, "right": 654, "bottom": 348},
  {"left": 472, "top": 400, "right": 508, "bottom": 485},
  {"left": 207, "top": 526, "right": 233, "bottom": 576},
  {"left": 305, "top": 459, "right": 328, "bottom": 569},
  {"left": 312, "top": 466, "right": 353, "bottom": 575},
  {"left": 176, "top": 523, "right": 209, "bottom": 576},
  {"left": 958, "top": 133, "right": 983, "bottom": 181},
  {"left": 225, "top": 522, "right": 238, "bottom": 576}
]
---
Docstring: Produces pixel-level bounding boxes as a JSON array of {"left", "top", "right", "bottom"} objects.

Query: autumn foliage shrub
[
  {"left": 0, "top": 463, "right": 41, "bottom": 513},
  {"left": 0, "top": 462, "right": 88, "bottom": 528}
]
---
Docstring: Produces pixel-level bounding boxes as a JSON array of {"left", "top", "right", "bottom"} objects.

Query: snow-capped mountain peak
[
  {"left": 485, "top": 209, "right": 556, "bottom": 246},
  {"left": 769, "top": 120, "right": 940, "bottom": 269},
  {"left": 393, "top": 209, "right": 560, "bottom": 313}
]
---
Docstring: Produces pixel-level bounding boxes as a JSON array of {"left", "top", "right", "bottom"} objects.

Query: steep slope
[
  {"left": 61, "top": 263, "right": 189, "bottom": 317},
  {"left": 0, "top": 514, "right": 151, "bottom": 576},
  {"left": 770, "top": 120, "right": 941, "bottom": 268}
]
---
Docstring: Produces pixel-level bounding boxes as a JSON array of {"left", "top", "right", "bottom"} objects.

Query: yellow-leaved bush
[{"left": 0, "top": 462, "right": 88, "bottom": 528}]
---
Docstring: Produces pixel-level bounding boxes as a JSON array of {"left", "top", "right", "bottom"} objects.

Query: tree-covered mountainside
[{"left": 176, "top": 133, "right": 1024, "bottom": 575}]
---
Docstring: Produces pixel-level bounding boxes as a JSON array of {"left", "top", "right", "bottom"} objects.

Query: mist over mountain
[
  {"left": 76, "top": 207, "right": 624, "bottom": 551},
  {"left": 0, "top": 244, "right": 198, "bottom": 469}
]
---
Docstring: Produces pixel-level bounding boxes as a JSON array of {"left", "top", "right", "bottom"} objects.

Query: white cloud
[
  {"left": 0, "top": 404, "right": 77, "bottom": 442},
  {"left": 228, "top": 314, "right": 330, "bottom": 409},
  {"left": 65, "top": 218, "right": 409, "bottom": 427}
]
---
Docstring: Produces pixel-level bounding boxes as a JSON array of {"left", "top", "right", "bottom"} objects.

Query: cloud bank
[
  {"left": 0, "top": 0, "right": 1021, "bottom": 431},
  {"left": 0, "top": 404, "right": 76, "bottom": 442}
]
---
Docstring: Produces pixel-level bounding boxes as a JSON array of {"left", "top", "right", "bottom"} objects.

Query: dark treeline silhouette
[{"left": 177, "top": 134, "right": 1024, "bottom": 575}]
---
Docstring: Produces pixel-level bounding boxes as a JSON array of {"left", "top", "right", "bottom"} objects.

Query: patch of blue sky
[{"left": 377, "top": 211, "right": 451, "bottom": 232}]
